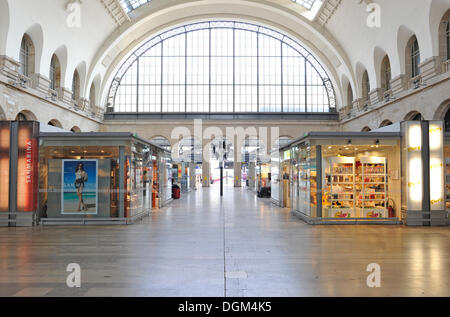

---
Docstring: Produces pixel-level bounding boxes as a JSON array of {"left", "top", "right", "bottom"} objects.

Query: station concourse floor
[{"left": 0, "top": 186, "right": 449, "bottom": 297}]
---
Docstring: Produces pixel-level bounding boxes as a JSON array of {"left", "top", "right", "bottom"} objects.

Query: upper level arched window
[
  {"left": 50, "top": 54, "right": 61, "bottom": 91},
  {"left": 346, "top": 83, "right": 353, "bottom": 108},
  {"left": 446, "top": 17, "right": 450, "bottom": 61},
  {"left": 72, "top": 70, "right": 80, "bottom": 101},
  {"left": 362, "top": 71, "right": 370, "bottom": 102},
  {"left": 407, "top": 36, "right": 420, "bottom": 78},
  {"left": 108, "top": 21, "right": 336, "bottom": 114},
  {"left": 89, "top": 83, "right": 96, "bottom": 109},
  {"left": 19, "top": 34, "right": 35, "bottom": 77},
  {"left": 381, "top": 55, "right": 391, "bottom": 91}
]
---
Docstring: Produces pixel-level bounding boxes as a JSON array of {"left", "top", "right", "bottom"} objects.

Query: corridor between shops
[{"left": 0, "top": 187, "right": 449, "bottom": 297}]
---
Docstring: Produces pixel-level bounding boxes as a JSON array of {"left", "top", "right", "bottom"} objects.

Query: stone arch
[
  {"left": 433, "top": 98, "right": 450, "bottom": 120},
  {"left": 22, "top": 24, "right": 44, "bottom": 74},
  {"left": 361, "top": 126, "right": 371, "bottom": 132},
  {"left": 379, "top": 120, "right": 393, "bottom": 128},
  {"left": 70, "top": 126, "right": 81, "bottom": 133},
  {"left": 404, "top": 111, "right": 424, "bottom": 121},
  {"left": 47, "top": 119, "right": 63, "bottom": 128},
  {"left": 396, "top": 25, "right": 416, "bottom": 76},
  {"left": 15, "top": 110, "right": 37, "bottom": 121},
  {"left": 437, "top": 8, "right": 450, "bottom": 61}
]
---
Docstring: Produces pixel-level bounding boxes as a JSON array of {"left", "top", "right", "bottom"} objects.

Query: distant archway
[
  {"left": 15, "top": 110, "right": 37, "bottom": 121},
  {"left": 404, "top": 111, "right": 424, "bottom": 121},
  {"left": 379, "top": 120, "right": 393, "bottom": 128},
  {"left": 47, "top": 119, "right": 63, "bottom": 128},
  {"left": 70, "top": 126, "right": 81, "bottom": 133}
]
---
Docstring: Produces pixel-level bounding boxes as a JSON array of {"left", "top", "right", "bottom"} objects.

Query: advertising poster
[{"left": 62, "top": 160, "right": 98, "bottom": 215}]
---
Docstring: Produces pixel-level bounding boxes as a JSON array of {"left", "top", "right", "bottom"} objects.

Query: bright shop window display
[{"left": 284, "top": 132, "right": 402, "bottom": 224}]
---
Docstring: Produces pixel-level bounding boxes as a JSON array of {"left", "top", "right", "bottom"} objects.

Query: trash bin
[{"left": 172, "top": 185, "right": 181, "bottom": 199}]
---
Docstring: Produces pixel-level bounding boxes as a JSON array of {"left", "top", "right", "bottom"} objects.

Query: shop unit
[
  {"left": 38, "top": 132, "right": 171, "bottom": 225},
  {"left": 281, "top": 132, "right": 402, "bottom": 225},
  {"left": 282, "top": 122, "right": 448, "bottom": 226}
]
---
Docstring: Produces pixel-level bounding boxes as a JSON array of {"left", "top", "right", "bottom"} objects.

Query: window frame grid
[{"left": 109, "top": 21, "right": 335, "bottom": 114}]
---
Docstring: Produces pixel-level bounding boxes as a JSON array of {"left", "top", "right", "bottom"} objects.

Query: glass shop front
[
  {"left": 444, "top": 133, "right": 450, "bottom": 222},
  {"left": 38, "top": 133, "right": 170, "bottom": 224},
  {"left": 284, "top": 133, "right": 402, "bottom": 224}
]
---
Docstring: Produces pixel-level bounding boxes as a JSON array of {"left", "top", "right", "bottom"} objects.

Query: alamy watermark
[
  {"left": 66, "top": 0, "right": 82, "bottom": 28},
  {"left": 66, "top": 263, "right": 81, "bottom": 288},
  {"left": 366, "top": 263, "right": 381, "bottom": 288},
  {"left": 364, "top": 1, "right": 381, "bottom": 28}
]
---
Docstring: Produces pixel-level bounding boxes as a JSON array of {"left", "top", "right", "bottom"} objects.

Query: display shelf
[
  {"left": 324, "top": 157, "right": 355, "bottom": 218},
  {"left": 445, "top": 158, "right": 450, "bottom": 217},
  {"left": 356, "top": 157, "right": 387, "bottom": 218}
]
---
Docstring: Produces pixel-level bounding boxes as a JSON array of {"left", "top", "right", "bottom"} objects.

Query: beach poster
[{"left": 61, "top": 160, "right": 98, "bottom": 215}]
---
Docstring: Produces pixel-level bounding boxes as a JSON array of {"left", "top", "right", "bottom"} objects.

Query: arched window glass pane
[
  {"left": 446, "top": 20, "right": 450, "bottom": 60},
  {"left": 411, "top": 39, "right": 420, "bottom": 78},
  {"left": 382, "top": 56, "right": 391, "bottom": 91},
  {"left": 109, "top": 21, "right": 335, "bottom": 113},
  {"left": 119, "top": 0, "right": 152, "bottom": 13},
  {"left": 19, "top": 38, "right": 29, "bottom": 76},
  {"left": 292, "top": 0, "right": 317, "bottom": 10},
  {"left": 50, "top": 56, "right": 56, "bottom": 90}
]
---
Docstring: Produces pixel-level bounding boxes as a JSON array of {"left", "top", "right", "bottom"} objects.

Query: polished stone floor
[{"left": 0, "top": 187, "right": 449, "bottom": 297}]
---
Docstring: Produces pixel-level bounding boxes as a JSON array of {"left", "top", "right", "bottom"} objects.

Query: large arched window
[{"left": 109, "top": 21, "right": 335, "bottom": 113}]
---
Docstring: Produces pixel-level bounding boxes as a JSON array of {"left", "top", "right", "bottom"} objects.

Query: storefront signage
[
  {"left": 61, "top": 160, "right": 98, "bottom": 215},
  {"left": 17, "top": 124, "right": 38, "bottom": 212}
]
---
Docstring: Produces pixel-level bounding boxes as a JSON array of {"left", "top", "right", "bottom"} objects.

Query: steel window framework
[
  {"left": 108, "top": 21, "right": 336, "bottom": 113},
  {"left": 119, "top": 0, "right": 152, "bottom": 13},
  {"left": 291, "top": 0, "right": 317, "bottom": 11}
]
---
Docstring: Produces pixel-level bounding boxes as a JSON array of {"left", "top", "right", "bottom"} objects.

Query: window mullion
[
  {"left": 257, "top": 33, "right": 260, "bottom": 113},
  {"left": 161, "top": 42, "right": 164, "bottom": 112}
]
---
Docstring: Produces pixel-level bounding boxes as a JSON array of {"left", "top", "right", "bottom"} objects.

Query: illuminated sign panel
[
  {"left": 405, "top": 121, "right": 423, "bottom": 211},
  {"left": 429, "top": 121, "right": 445, "bottom": 211},
  {"left": 16, "top": 122, "right": 39, "bottom": 212},
  {"left": 0, "top": 123, "right": 10, "bottom": 212}
]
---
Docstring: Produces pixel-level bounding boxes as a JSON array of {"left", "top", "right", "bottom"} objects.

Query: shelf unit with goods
[
  {"left": 446, "top": 158, "right": 450, "bottom": 218},
  {"left": 356, "top": 157, "right": 388, "bottom": 218},
  {"left": 323, "top": 157, "right": 356, "bottom": 218}
]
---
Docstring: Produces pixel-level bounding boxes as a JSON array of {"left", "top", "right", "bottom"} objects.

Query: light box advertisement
[{"left": 61, "top": 160, "right": 98, "bottom": 215}]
